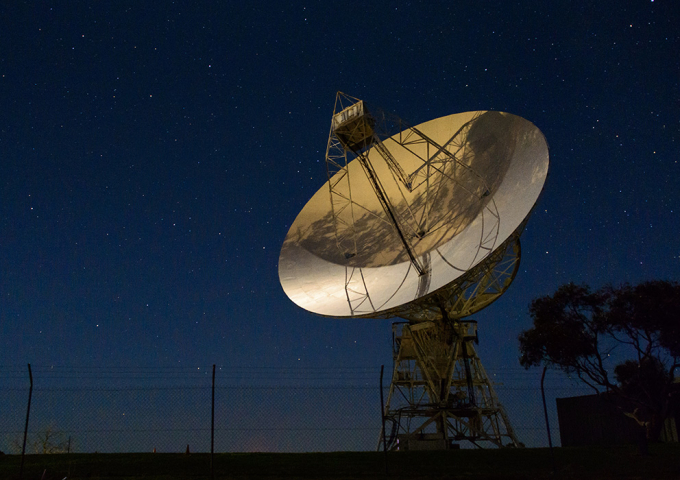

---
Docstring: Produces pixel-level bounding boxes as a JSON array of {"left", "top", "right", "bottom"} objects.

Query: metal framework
[
  {"left": 325, "top": 93, "right": 496, "bottom": 282},
  {"left": 383, "top": 233, "right": 522, "bottom": 322},
  {"left": 380, "top": 320, "right": 522, "bottom": 450},
  {"left": 376, "top": 237, "right": 523, "bottom": 450},
  {"left": 324, "top": 93, "right": 523, "bottom": 450}
]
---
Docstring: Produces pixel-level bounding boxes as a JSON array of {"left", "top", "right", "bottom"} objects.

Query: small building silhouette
[{"left": 556, "top": 389, "right": 679, "bottom": 447}]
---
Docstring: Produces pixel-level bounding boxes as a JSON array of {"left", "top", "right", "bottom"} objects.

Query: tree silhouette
[
  {"left": 519, "top": 280, "right": 680, "bottom": 442},
  {"left": 9, "top": 424, "right": 73, "bottom": 454}
]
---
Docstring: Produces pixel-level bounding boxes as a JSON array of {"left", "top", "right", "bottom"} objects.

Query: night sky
[{"left": 1, "top": 1, "right": 679, "bottom": 380}]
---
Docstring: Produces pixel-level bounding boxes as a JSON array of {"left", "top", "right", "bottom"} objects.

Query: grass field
[{"left": 1, "top": 443, "right": 679, "bottom": 479}]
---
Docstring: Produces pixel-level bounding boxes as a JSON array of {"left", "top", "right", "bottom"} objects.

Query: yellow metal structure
[
  {"left": 279, "top": 93, "right": 549, "bottom": 450},
  {"left": 381, "top": 321, "right": 521, "bottom": 450}
]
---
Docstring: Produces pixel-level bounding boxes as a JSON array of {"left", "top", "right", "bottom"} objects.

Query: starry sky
[{"left": 1, "top": 1, "right": 679, "bottom": 379}]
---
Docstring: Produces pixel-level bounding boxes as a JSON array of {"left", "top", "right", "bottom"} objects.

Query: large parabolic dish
[{"left": 279, "top": 98, "right": 549, "bottom": 320}]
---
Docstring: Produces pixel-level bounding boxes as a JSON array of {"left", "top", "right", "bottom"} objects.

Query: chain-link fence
[{"left": 1, "top": 364, "right": 594, "bottom": 455}]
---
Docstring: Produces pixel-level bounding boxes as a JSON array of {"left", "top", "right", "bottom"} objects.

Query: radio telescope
[{"left": 279, "top": 92, "right": 549, "bottom": 450}]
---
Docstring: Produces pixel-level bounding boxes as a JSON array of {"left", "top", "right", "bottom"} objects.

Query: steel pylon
[{"left": 379, "top": 320, "right": 522, "bottom": 450}]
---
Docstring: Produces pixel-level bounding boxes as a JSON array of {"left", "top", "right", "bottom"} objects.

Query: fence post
[
  {"left": 379, "top": 365, "right": 388, "bottom": 475},
  {"left": 19, "top": 363, "right": 33, "bottom": 480},
  {"left": 540, "top": 366, "right": 556, "bottom": 474},
  {"left": 211, "top": 364, "right": 215, "bottom": 480}
]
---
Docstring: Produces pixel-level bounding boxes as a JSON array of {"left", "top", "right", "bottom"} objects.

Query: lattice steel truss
[
  {"left": 383, "top": 233, "right": 522, "bottom": 322},
  {"left": 325, "top": 93, "right": 494, "bottom": 283},
  {"left": 380, "top": 321, "right": 522, "bottom": 450},
  {"left": 324, "top": 93, "right": 524, "bottom": 449}
]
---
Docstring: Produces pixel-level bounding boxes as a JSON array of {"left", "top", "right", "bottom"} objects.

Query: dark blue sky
[{"left": 1, "top": 1, "right": 678, "bottom": 374}]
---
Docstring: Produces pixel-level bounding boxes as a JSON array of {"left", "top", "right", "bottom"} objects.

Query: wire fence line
[{"left": 0, "top": 364, "right": 594, "bottom": 454}]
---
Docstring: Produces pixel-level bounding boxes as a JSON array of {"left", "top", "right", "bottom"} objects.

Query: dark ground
[{"left": 1, "top": 443, "right": 679, "bottom": 479}]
